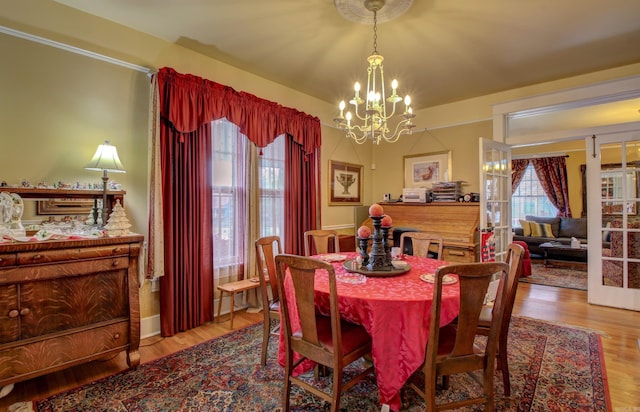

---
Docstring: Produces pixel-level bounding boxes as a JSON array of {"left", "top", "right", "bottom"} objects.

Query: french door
[
  {"left": 479, "top": 138, "right": 512, "bottom": 262},
  {"left": 587, "top": 131, "right": 640, "bottom": 310}
]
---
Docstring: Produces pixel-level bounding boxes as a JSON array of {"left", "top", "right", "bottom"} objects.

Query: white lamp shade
[{"left": 85, "top": 141, "right": 126, "bottom": 173}]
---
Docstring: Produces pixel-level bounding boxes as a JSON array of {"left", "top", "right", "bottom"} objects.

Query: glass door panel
[
  {"left": 589, "top": 132, "right": 640, "bottom": 308},
  {"left": 480, "top": 138, "right": 511, "bottom": 262}
]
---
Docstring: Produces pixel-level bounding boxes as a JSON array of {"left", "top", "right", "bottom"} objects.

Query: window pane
[
  {"left": 259, "top": 135, "right": 285, "bottom": 244},
  {"left": 212, "top": 119, "right": 246, "bottom": 269},
  {"left": 512, "top": 163, "right": 558, "bottom": 226}
]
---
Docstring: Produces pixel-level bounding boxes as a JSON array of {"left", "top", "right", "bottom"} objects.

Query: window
[
  {"left": 212, "top": 119, "right": 246, "bottom": 269},
  {"left": 512, "top": 162, "right": 558, "bottom": 226},
  {"left": 258, "top": 136, "right": 285, "bottom": 242},
  {"left": 211, "top": 118, "right": 285, "bottom": 278}
]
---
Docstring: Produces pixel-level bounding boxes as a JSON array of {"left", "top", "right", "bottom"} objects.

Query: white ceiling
[{"left": 53, "top": 0, "right": 640, "bottom": 114}]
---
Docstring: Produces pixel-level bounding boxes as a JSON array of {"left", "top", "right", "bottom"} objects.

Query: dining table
[{"left": 277, "top": 252, "right": 461, "bottom": 412}]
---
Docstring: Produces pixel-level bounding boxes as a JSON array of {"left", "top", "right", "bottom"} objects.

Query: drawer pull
[
  {"left": 448, "top": 250, "right": 466, "bottom": 256},
  {"left": 113, "top": 247, "right": 122, "bottom": 254},
  {"left": 20, "top": 308, "right": 31, "bottom": 316},
  {"left": 8, "top": 309, "right": 19, "bottom": 318},
  {"left": 114, "top": 333, "right": 121, "bottom": 340},
  {"left": 0, "top": 258, "right": 3, "bottom": 263},
  {"left": 112, "top": 260, "right": 119, "bottom": 267},
  {"left": 32, "top": 254, "right": 43, "bottom": 261}
]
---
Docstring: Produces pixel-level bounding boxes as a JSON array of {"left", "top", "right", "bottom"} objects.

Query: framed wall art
[
  {"left": 403, "top": 151, "right": 452, "bottom": 188},
  {"left": 37, "top": 198, "right": 95, "bottom": 215},
  {"left": 329, "top": 160, "right": 363, "bottom": 205}
]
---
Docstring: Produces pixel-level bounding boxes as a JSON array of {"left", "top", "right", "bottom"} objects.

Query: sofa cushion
[
  {"left": 559, "top": 217, "right": 587, "bottom": 239},
  {"left": 526, "top": 215, "right": 560, "bottom": 238},
  {"left": 530, "top": 221, "right": 555, "bottom": 238},
  {"left": 519, "top": 219, "right": 532, "bottom": 236}
]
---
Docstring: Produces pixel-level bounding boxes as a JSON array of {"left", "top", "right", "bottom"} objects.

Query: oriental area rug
[
  {"left": 520, "top": 260, "right": 588, "bottom": 291},
  {"left": 26, "top": 317, "right": 609, "bottom": 412}
]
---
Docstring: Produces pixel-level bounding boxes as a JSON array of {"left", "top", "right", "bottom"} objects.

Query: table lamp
[{"left": 84, "top": 140, "right": 126, "bottom": 226}]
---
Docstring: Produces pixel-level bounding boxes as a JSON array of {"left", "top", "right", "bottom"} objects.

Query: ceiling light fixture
[{"left": 334, "top": 0, "right": 415, "bottom": 145}]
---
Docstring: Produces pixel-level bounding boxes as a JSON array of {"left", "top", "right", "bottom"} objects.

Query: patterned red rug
[
  {"left": 520, "top": 261, "right": 588, "bottom": 291},
  {"left": 26, "top": 317, "right": 609, "bottom": 411}
]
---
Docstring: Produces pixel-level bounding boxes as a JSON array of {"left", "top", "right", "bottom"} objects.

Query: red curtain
[
  {"left": 157, "top": 67, "right": 321, "bottom": 154},
  {"left": 531, "top": 156, "right": 572, "bottom": 217},
  {"left": 284, "top": 135, "right": 320, "bottom": 255},
  {"left": 511, "top": 159, "right": 529, "bottom": 194},
  {"left": 159, "top": 123, "right": 214, "bottom": 335},
  {"left": 156, "top": 67, "right": 321, "bottom": 336}
]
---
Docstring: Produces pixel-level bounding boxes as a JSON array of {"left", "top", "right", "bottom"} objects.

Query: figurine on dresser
[{"left": 0, "top": 192, "right": 26, "bottom": 236}]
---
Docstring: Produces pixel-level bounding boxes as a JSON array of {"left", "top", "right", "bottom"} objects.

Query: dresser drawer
[
  {"left": 0, "top": 320, "right": 130, "bottom": 385},
  {"left": 0, "top": 256, "right": 130, "bottom": 283},
  {"left": 17, "top": 244, "right": 130, "bottom": 265},
  {"left": 0, "top": 254, "right": 17, "bottom": 268},
  {"left": 442, "top": 247, "right": 475, "bottom": 263}
]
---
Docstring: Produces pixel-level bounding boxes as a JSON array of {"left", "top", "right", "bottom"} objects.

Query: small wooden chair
[
  {"left": 216, "top": 278, "right": 260, "bottom": 330},
  {"left": 476, "top": 242, "right": 525, "bottom": 396},
  {"left": 399, "top": 232, "right": 444, "bottom": 259},
  {"left": 303, "top": 229, "right": 340, "bottom": 256},
  {"left": 255, "top": 235, "right": 282, "bottom": 365},
  {"left": 408, "top": 261, "right": 510, "bottom": 411},
  {"left": 275, "top": 254, "right": 374, "bottom": 412}
]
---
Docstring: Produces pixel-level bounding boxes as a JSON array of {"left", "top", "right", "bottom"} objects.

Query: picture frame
[
  {"left": 329, "top": 160, "right": 363, "bottom": 205},
  {"left": 403, "top": 151, "right": 452, "bottom": 188},
  {"left": 37, "top": 198, "right": 95, "bottom": 215}
]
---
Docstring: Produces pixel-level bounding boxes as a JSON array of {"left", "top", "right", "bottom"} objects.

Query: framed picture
[
  {"left": 329, "top": 160, "right": 363, "bottom": 205},
  {"left": 403, "top": 151, "right": 452, "bottom": 188},
  {"left": 37, "top": 198, "right": 95, "bottom": 215}
]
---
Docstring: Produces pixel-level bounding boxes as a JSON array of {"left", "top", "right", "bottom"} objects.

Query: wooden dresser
[
  {"left": 360, "top": 203, "right": 480, "bottom": 263},
  {"left": 0, "top": 234, "right": 143, "bottom": 388}
]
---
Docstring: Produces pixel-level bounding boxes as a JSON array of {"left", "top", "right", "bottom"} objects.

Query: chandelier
[{"left": 334, "top": 0, "right": 415, "bottom": 145}]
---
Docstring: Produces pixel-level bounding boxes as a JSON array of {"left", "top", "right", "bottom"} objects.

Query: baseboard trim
[{"left": 140, "top": 294, "right": 253, "bottom": 339}]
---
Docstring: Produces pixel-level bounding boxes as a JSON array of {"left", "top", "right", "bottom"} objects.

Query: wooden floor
[{"left": 2, "top": 282, "right": 639, "bottom": 410}]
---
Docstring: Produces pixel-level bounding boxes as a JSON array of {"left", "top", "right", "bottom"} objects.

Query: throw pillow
[
  {"left": 519, "top": 219, "right": 532, "bottom": 236},
  {"left": 525, "top": 215, "right": 561, "bottom": 238},
  {"left": 530, "top": 221, "right": 555, "bottom": 238}
]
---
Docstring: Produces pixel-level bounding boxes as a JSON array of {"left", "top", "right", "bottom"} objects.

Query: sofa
[{"left": 513, "top": 215, "right": 587, "bottom": 256}]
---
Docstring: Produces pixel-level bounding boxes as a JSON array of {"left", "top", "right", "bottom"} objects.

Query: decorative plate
[
  {"left": 320, "top": 254, "right": 348, "bottom": 262},
  {"left": 342, "top": 259, "right": 410, "bottom": 277},
  {"left": 420, "top": 273, "right": 458, "bottom": 284}
]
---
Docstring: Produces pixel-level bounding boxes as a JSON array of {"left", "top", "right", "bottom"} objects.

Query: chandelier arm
[
  {"left": 383, "top": 120, "right": 411, "bottom": 143},
  {"left": 349, "top": 128, "right": 370, "bottom": 144},
  {"left": 381, "top": 100, "right": 398, "bottom": 120},
  {"left": 378, "top": 66, "right": 387, "bottom": 119},
  {"left": 351, "top": 103, "right": 369, "bottom": 122}
]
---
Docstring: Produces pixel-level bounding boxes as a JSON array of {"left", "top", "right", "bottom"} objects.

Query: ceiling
[{"left": 53, "top": 0, "right": 640, "bottom": 113}]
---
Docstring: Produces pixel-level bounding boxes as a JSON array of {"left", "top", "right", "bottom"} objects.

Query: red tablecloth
[{"left": 277, "top": 252, "right": 461, "bottom": 411}]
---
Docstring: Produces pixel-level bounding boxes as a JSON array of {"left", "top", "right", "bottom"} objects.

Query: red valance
[{"left": 157, "top": 67, "right": 321, "bottom": 155}]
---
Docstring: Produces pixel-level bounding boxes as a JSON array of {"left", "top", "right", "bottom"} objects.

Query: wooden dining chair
[
  {"left": 303, "top": 229, "right": 340, "bottom": 256},
  {"left": 408, "top": 261, "right": 510, "bottom": 411},
  {"left": 476, "top": 242, "right": 525, "bottom": 396},
  {"left": 399, "top": 231, "right": 444, "bottom": 259},
  {"left": 255, "top": 235, "right": 282, "bottom": 366},
  {"left": 274, "top": 254, "right": 374, "bottom": 412}
]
